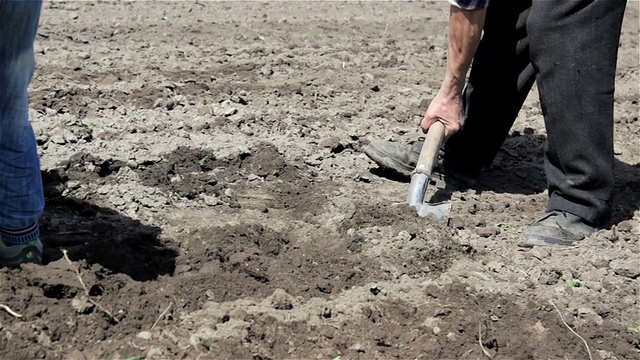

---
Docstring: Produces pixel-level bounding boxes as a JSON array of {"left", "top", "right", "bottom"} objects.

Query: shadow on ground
[{"left": 39, "top": 169, "right": 177, "bottom": 281}]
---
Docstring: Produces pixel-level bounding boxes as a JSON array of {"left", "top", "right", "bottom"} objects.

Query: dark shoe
[
  {"left": 364, "top": 138, "right": 478, "bottom": 189},
  {"left": 0, "top": 237, "right": 43, "bottom": 267},
  {"left": 518, "top": 211, "right": 598, "bottom": 247},
  {"left": 364, "top": 139, "right": 424, "bottom": 178}
]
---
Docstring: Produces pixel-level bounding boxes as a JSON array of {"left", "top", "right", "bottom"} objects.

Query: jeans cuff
[{"left": 0, "top": 223, "right": 40, "bottom": 244}]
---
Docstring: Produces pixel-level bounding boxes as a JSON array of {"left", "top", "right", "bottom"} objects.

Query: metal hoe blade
[
  {"left": 407, "top": 173, "right": 451, "bottom": 221},
  {"left": 405, "top": 121, "right": 450, "bottom": 221},
  {"left": 415, "top": 201, "right": 451, "bottom": 219}
]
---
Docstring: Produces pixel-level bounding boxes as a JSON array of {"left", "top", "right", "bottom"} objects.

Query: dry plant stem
[
  {"left": 375, "top": 305, "right": 389, "bottom": 327},
  {"left": 549, "top": 300, "right": 593, "bottom": 360},
  {"left": 57, "top": 230, "right": 93, "bottom": 236},
  {"left": 150, "top": 302, "right": 173, "bottom": 330},
  {"left": 478, "top": 322, "right": 493, "bottom": 359},
  {"left": 459, "top": 349, "right": 474, "bottom": 359},
  {"left": 0, "top": 304, "right": 23, "bottom": 318},
  {"left": 62, "top": 249, "right": 119, "bottom": 323}
]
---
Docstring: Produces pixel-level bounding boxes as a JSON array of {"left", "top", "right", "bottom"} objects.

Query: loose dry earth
[{"left": 1, "top": 1, "right": 638, "bottom": 359}]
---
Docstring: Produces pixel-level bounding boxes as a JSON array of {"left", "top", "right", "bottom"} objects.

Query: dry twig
[
  {"left": 150, "top": 302, "right": 173, "bottom": 330},
  {"left": 0, "top": 304, "right": 23, "bottom": 318},
  {"left": 62, "top": 249, "right": 119, "bottom": 323},
  {"left": 459, "top": 348, "right": 474, "bottom": 359},
  {"left": 375, "top": 305, "right": 385, "bottom": 318},
  {"left": 57, "top": 230, "right": 93, "bottom": 236},
  {"left": 549, "top": 300, "right": 592, "bottom": 360},
  {"left": 478, "top": 322, "right": 493, "bottom": 359}
]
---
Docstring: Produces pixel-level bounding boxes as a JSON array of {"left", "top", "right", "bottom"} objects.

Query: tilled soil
[{"left": 1, "top": 2, "right": 638, "bottom": 359}]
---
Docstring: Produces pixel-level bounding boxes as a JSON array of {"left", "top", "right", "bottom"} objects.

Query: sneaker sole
[
  {"left": 0, "top": 245, "right": 43, "bottom": 267},
  {"left": 517, "top": 235, "right": 578, "bottom": 248}
]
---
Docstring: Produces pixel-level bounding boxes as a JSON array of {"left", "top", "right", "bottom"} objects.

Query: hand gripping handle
[{"left": 414, "top": 121, "right": 445, "bottom": 176}]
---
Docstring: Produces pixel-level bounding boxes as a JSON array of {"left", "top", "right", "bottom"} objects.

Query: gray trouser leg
[{"left": 528, "top": 0, "right": 626, "bottom": 224}]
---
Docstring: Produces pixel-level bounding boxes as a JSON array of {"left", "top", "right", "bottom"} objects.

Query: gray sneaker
[
  {"left": 364, "top": 138, "right": 478, "bottom": 189},
  {"left": 0, "top": 237, "right": 43, "bottom": 267},
  {"left": 364, "top": 139, "right": 425, "bottom": 177},
  {"left": 518, "top": 211, "right": 597, "bottom": 247}
]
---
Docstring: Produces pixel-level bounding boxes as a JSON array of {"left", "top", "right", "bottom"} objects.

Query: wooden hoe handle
[{"left": 414, "top": 121, "right": 445, "bottom": 177}]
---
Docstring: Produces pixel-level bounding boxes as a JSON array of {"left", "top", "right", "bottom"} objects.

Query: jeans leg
[
  {"left": 527, "top": 0, "right": 626, "bottom": 224},
  {"left": 444, "top": 0, "right": 536, "bottom": 171},
  {"left": 0, "top": 0, "right": 44, "bottom": 235}
]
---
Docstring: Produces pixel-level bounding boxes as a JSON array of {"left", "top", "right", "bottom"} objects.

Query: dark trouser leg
[
  {"left": 527, "top": 0, "right": 626, "bottom": 225},
  {"left": 444, "top": 0, "right": 536, "bottom": 172}
]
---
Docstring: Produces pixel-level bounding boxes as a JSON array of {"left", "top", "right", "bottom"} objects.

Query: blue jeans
[{"left": 0, "top": 0, "right": 44, "bottom": 242}]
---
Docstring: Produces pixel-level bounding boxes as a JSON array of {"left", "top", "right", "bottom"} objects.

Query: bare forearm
[{"left": 441, "top": 6, "right": 486, "bottom": 98}]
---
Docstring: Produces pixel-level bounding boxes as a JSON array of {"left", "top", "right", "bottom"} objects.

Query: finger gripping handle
[{"left": 414, "top": 122, "right": 445, "bottom": 176}]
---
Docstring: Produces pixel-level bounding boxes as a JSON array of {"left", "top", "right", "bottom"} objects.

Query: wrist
[{"left": 439, "top": 74, "right": 465, "bottom": 99}]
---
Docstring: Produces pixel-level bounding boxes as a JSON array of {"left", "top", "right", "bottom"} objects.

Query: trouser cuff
[
  {"left": 0, "top": 222, "right": 40, "bottom": 244},
  {"left": 547, "top": 196, "right": 610, "bottom": 226}
]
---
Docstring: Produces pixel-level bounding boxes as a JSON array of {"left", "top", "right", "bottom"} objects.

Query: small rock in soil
[
  {"left": 616, "top": 220, "right": 634, "bottom": 232},
  {"left": 260, "top": 65, "right": 273, "bottom": 76},
  {"left": 175, "top": 265, "right": 192, "bottom": 274},
  {"left": 318, "top": 136, "right": 341, "bottom": 149},
  {"left": 198, "top": 105, "right": 214, "bottom": 117},
  {"left": 449, "top": 217, "right": 465, "bottom": 230},
  {"left": 355, "top": 174, "right": 371, "bottom": 183},
  {"left": 66, "top": 349, "right": 86, "bottom": 360},
  {"left": 395, "top": 230, "right": 413, "bottom": 242},
  {"left": 435, "top": 308, "right": 452, "bottom": 317},
  {"left": 215, "top": 100, "right": 238, "bottom": 117},
  {"left": 146, "top": 346, "right": 164, "bottom": 358},
  {"left": 230, "top": 95, "right": 247, "bottom": 105},
  {"left": 350, "top": 343, "right": 365, "bottom": 352},
  {"left": 71, "top": 295, "right": 94, "bottom": 314},
  {"left": 530, "top": 248, "right": 550, "bottom": 260},
  {"left": 477, "top": 227, "right": 498, "bottom": 238},
  {"left": 137, "top": 331, "right": 152, "bottom": 340},
  {"left": 609, "top": 258, "right": 640, "bottom": 279},
  {"left": 270, "top": 288, "right": 294, "bottom": 310},
  {"left": 577, "top": 307, "right": 604, "bottom": 325},
  {"left": 202, "top": 195, "right": 220, "bottom": 206},
  {"left": 50, "top": 133, "right": 67, "bottom": 145},
  {"left": 583, "top": 281, "right": 603, "bottom": 292},
  {"left": 487, "top": 261, "right": 504, "bottom": 273},
  {"left": 317, "top": 282, "right": 333, "bottom": 294},
  {"left": 162, "top": 330, "right": 180, "bottom": 345},
  {"left": 37, "top": 332, "right": 52, "bottom": 346}
]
